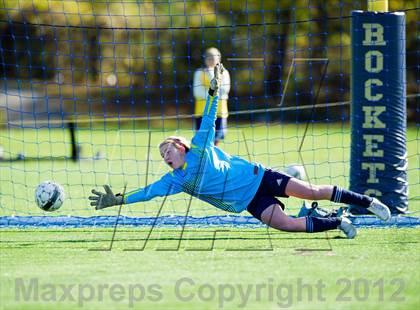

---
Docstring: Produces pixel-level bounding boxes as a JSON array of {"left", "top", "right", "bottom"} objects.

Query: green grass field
[
  {"left": 1, "top": 227, "right": 419, "bottom": 309},
  {"left": 1, "top": 124, "right": 419, "bottom": 309}
]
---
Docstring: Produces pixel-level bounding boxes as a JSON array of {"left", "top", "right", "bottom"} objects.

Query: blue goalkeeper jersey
[{"left": 124, "top": 94, "right": 265, "bottom": 213}]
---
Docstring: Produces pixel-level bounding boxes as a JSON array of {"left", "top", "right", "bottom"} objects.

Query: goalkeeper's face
[{"left": 161, "top": 143, "right": 186, "bottom": 169}]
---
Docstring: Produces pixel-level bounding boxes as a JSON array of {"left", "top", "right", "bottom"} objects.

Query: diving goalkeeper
[{"left": 89, "top": 63, "right": 391, "bottom": 239}]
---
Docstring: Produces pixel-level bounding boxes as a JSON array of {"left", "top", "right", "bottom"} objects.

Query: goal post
[{"left": 349, "top": 0, "right": 408, "bottom": 214}]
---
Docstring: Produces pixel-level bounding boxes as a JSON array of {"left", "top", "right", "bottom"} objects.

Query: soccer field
[
  {"left": 0, "top": 0, "right": 419, "bottom": 308},
  {"left": 1, "top": 227, "right": 419, "bottom": 309},
  {"left": 0, "top": 124, "right": 419, "bottom": 309}
]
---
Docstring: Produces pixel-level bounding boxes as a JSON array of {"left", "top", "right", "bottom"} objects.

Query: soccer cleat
[
  {"left": 367, "top": 198, "right": 391, "bottom": 221},
  {"left": 297, "top": 201, "right": 312, "bottom": 217},
  {"left": 298, "top": 201, "right": 341, "bottom": 218},
  {"left": 338, "top": 217, "right": 357, "bottom": 239}
]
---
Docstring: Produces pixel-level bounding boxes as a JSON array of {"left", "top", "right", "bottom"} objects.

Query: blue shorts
[
  {"left": 196, "top": 117, "right": 227, "bottom": 141},
  {"left": 247, "top": 169, "right": 292, "bottom": 221}
]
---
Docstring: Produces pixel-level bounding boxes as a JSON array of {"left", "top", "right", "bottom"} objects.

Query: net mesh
[{"left": 0, "top": 0, "right": 418, "bottom": 224}]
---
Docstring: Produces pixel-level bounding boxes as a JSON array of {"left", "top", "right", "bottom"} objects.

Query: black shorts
[
  {"left": 195, "top": 117, "right": 227, "bottom": 141},
  {"left": 247, "top": 169, "right": 292, "bottom": 221}
]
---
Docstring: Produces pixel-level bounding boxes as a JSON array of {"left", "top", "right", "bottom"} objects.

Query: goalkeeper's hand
[
  {"left": 209, "top": 63, "right": 224, "bottom": 94},
  {"left": 89, "top": 185, "right": 124, "bottom": 210}
]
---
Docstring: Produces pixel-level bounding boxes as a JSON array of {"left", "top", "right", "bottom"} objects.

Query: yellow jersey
[{"left": 193, "top": 67, "right": 230, "bottom": 118}]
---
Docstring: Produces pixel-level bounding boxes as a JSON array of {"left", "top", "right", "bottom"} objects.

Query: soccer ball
[
  {"left": 285, "top": 164, "right": 306, "bottom": 180},
  {"left": 35, "top": 181, "right": 65, "bottom": 212}
]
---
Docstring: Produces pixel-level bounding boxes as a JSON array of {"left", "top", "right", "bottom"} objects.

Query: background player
[{"left": 193, "top": 47, "right": 230, "bottom": 146}]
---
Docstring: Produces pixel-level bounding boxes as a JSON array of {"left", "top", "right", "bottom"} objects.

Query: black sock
[
  {"left": 305, "top": 216, "right": 342, "bottom": 233},
  {"left": 331, "top": 186, "right": 372, "bottom": 208}
]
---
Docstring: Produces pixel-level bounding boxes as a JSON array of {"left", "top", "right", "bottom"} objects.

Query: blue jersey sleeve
[
  {"left": 192, "top": 93, "right": 219, "bottom": 149},
  {"left": 123, "top": 173, "right": 181, "bottom": 204}
]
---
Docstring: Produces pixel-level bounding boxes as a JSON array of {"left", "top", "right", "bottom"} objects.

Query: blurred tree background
[{"left": 0, "top": 0, "right": 418, "bottom": 126}]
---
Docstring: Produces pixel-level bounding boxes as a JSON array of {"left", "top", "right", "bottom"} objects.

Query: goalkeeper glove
[
  {"left": 89, "top": 185, "right": 124, "bottom": 210},
  {"left": 209, "top": 63, "right": 224, "bottom": 95}
]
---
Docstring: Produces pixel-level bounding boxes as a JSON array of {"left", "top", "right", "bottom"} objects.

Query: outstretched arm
[
  {"left": 192, "top": 63, "right": 224, "bottom": 148},
  {"left": 124, "top": 173, "right": 181, "bottom": 204},
  {"left": 89, "top": 173, "right": 181, "bottom": 210}
]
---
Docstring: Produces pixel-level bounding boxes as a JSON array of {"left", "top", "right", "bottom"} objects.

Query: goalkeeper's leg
[
  {"left": 285, "top": 178, "right": 391, "bottom": 221},
  {"left": 257, "top": 203, "right": 356, "bottom": 239}
]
